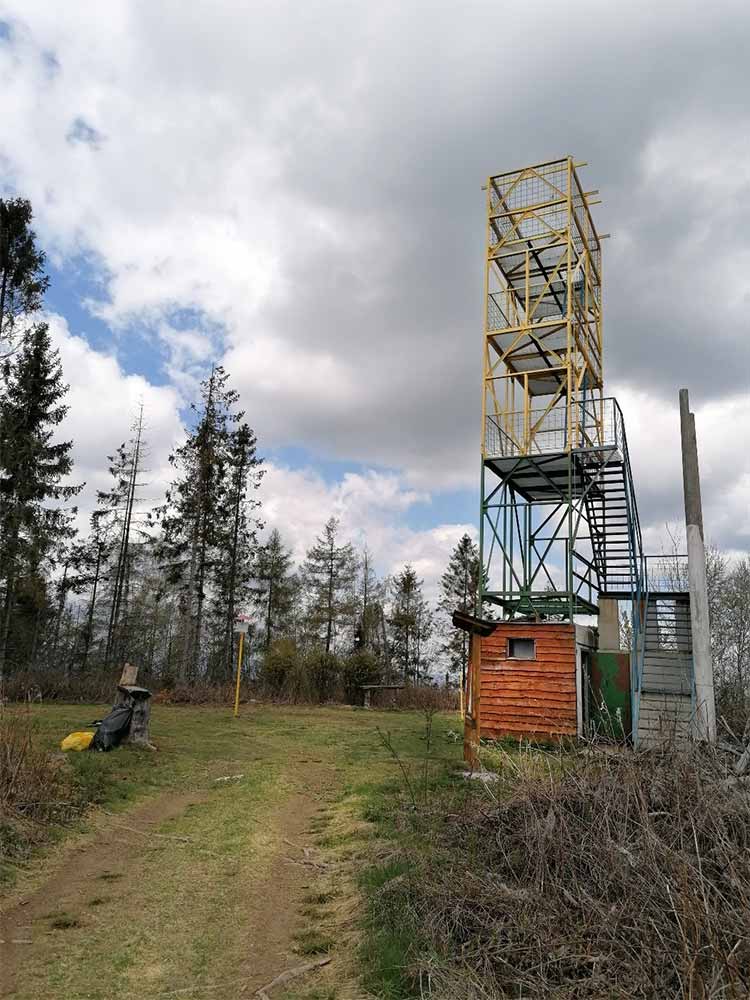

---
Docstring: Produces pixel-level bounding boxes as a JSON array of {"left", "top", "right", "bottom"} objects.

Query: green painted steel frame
[{"left": 479, "top": 449, "right": 603, "bottom": 620}]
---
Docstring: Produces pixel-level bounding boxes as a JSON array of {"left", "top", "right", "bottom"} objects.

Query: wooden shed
[{"left": 464, "top": 620, "right": 597, "bottom": 756}]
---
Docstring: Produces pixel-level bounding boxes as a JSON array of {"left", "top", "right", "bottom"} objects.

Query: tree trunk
[
  {"left": 51, "top": 561, "right": 69, "bottom": 661},
  {"left": 105, "top": 415, "right": 142, "bottom": 668},
  {"left": 0, "top": 522, "right": 18, "bottom": 682},
  {"left": 81, "top": 543, "right": 102, "bottom": 671},
  {"left": 266, "top": 576, "right": 274, "bottom": 649},
  {"left": 325, "top": 547, "right": 334, "bottom": 654}
]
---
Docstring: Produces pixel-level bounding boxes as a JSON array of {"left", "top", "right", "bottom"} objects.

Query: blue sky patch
[{"left": 66, "top": 117, "right": 104, "bottom": 149}]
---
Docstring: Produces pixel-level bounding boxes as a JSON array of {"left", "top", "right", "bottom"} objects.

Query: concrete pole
[
  {"left": 679, "top": 389, "right": 716, "bottom": 743},
  {"left": 598, "top": 598, "right": 620, "bottom": 650}
]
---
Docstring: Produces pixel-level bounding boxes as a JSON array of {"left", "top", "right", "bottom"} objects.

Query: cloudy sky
[{"left": 0, "top": 0, "right": 748, "bottom": 596}]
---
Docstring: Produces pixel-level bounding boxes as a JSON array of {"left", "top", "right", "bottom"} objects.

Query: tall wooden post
[
  {"left": 453, "top": 610, "right": 497, "bottom": 770},
  {"left": 679, "top": 389, "right": 716, "bottom": 743},
  {"left": 463, "top": 635, "right": 481, "bottom": 770}
]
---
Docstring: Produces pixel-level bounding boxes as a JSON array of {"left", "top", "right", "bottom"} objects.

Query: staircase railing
[
  {"left": 642, "top": 554, "right": 689, "bottom": 594},
  {"left": 635, "top": 554, "right": 692, "bottom": 744},
  {"left": 642, "top": 553, "right": 695, "bottom": 728},
  {"left": 611, "top": 400, "right": 647, "bottom": 742},
  {"left": 485, "top": 397, "right": 619, "bottom": 459}
]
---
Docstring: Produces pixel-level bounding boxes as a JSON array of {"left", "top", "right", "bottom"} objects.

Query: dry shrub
[
  {"left": 0, "top": 709, "right": 84, "bottom": 870},
  {"left": 380, "top": 745, "right": 750, "bottom": 999},
  {"left": 155, "top": 679, "right": 251, "bottom": 705},
  {"left": 391, "top": 685, "right": 459, "bottom": 712},
  {"left": 2, "top": 672, "right": 256, "bottom": 707},
  {"left": 2, "top": 669, "right": 118, "bottom": 703}
]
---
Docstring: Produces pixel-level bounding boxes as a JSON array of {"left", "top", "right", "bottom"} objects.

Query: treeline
[
  {"left": 0, "top": 199, "right": 482, "bottom": 701},
  {"left": 3, "top": 197, "right": 746, "bottom": 715},
  {"left": 706, "top": 549, "right": 750, "bottom": 731}
]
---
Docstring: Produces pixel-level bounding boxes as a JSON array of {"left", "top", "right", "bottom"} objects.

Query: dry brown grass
[
  {"left": 390, "top": 686, "right": 458, "bottom": 712},
  {"left": 0, "top": 708, "right": 85, "bottom": 872},
  {"left": 376, "top": 744, "right": 750, "bottom": 999}
]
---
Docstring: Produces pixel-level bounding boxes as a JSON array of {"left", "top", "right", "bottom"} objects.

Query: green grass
[
  {"left": 2, "top": 702, "right": 464, "bottom": 1000},
  {"left": 348, "top": 724, "right": 482, "bottom": 999}
]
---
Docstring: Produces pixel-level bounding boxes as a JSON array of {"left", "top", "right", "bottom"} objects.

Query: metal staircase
[
  {"left": 482, "top": 392, "right": 697, "bottom": 746},
  {"left": 582, "top": 400, "right": 642, "bottom": 599},
  {"left": 482, "top": 398, "right": 644, "bottom": 619},
  {"left": 581, "top": 413, "right": 696, "bottom": 746}
]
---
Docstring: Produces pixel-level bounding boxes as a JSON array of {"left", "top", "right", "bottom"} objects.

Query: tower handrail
[
  {"left": 610, "top": 398, "right": 648, "bottom": 740},
  {"left": 642, "top": 553, "right": 689, "bottom": 594},
  {"left": 485, "top": 396, "right": 622, "bottom": 459}
]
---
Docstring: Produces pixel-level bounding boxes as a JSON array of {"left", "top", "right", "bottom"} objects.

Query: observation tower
[
  {"left": 479, "top": 156, "right": 640, "bottom": 620},
  {"left": 462, "top": 156, "right": 698, "bottom": 751}
]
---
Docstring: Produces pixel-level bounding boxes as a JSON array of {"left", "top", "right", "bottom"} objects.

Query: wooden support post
[
  {"left": 679, "top": 389, "right": 716, "bottom": 744},
  {"left": 463, "top": 635, "right": 482, "bottom": 770}
]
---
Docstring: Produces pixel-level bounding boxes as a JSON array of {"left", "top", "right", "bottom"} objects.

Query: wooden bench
[{"left": 360, "top": 684, "right": 405, "bottom": 709}]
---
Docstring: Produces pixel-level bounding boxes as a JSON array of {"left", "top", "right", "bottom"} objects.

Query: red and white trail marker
[{"left": 234, "top": 613, "right": 252, "bottom": 635}]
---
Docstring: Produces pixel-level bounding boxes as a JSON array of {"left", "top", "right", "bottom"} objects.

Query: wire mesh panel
[
  {"left": 483, "top": 157, "right": 603, "bottom": 458},
  {"left": 485, "top": 397, "right": 616, "bottom": 458}
]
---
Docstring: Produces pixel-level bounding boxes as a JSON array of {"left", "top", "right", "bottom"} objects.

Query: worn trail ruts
[
  {"left": 0, "top": 760, "right": 338, "bottom": 999},
  {"left": 0, "top": 791, "right": 206, "bottom": 996}
]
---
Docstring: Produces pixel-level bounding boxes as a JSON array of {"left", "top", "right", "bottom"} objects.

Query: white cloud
[
  {"left": 260, "top": 462, "right": 472, "bottom": 601},
  {"left": 0, "top": 0, "right": 748, "bottom": 567},
  {"left": 47, "top": 313, "right": 184, "bottom": 531},
  {"left": 614, "top": 385, "right": 750, "bottom": 555}
]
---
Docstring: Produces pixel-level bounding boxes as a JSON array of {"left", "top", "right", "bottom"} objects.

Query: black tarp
[{"left": 90, "top": 704, "right": 133, "bottom": 752}]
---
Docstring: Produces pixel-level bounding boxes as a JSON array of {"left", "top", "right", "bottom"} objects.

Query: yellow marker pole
[{"left": 233, "top": 630, "right": 245, "bottom": 718}]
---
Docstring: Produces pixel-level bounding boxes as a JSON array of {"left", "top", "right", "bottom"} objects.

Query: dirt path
[
  {"left": 0, "top": 760, "right": 341, "bottom": 999},
  {"left": 238, "top": 761, "right": 338, "bottom": 994},
  {"left": 1, "top": 791, "right": 207, "bottom": 996},
  {"left": 0, "top": 704, "right": 435, "bottom": 999}
]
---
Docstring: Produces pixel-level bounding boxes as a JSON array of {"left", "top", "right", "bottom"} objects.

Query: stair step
[
  {"left": 637, "top": 690, "right": 694, "bottom": 746},
  {"left": 639, "top": 703, "right": 693, "bottom": 720}
]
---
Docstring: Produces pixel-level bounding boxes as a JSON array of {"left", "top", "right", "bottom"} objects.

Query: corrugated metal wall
[{"left": 480, "top": 622, "right": 577, "bottom": 740}]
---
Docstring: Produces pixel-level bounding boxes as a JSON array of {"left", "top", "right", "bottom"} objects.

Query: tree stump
[{"left": 115, "top": 663, "right": 155, "bottom": 749}]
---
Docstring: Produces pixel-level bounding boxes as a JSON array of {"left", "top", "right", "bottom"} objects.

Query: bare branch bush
[
  {"left": 374, "top": 744, "right": 750, "bottom": 999},
  {"left": 0, "top": 708, "right": 85, "bottom": 872}
]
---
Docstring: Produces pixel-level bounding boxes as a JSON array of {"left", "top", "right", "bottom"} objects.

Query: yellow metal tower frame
[{"left": 482, "top": 157, "right": 604, "bottom": 459}]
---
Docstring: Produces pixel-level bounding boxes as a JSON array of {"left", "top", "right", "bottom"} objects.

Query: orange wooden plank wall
[{"left": 480, "top": 622, "right": 577, "bottom": 740}]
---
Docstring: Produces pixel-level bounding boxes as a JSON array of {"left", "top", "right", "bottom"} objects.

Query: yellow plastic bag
[{"left": 61, "top": 730, "right": 95, "bottom": 752}]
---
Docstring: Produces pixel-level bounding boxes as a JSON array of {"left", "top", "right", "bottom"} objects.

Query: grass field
[{"left": 0, "top": 702, "right": 464, "bottom": 1000}]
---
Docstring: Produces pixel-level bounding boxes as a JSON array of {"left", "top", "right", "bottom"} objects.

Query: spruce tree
[
  {"left": 0, "top": 323, "right": 82, "bottom": 678},
  {"left": 0, "top": 198, "right": 49, "bottom": 356},
  {"left": 302, "top": 517, "right": 356, "bottom": 653},
  {"left": 358, "top": 546, "right": 378, "bottom": 648},
  {"left": 389, "top": 565, "right": 432, "bottom": 683},
  {"left": 437, "top": 533, "right": 484, "bottom": 688},
  {"left": 157, "top": 367, "right": 262, "bottom": 680},
  {"left": 97, "top": 407, "right": 148, "bottom": 667},
  {"left": 210, "top": 420, "right": 263, "bottom": 679},
  {"left": 254, "top": 528, "right": 298, "bottom": 650}
]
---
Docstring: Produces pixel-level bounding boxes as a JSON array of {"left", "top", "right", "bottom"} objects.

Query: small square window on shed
[{"left": 508, "top": 637, "right": 536, "bottom": 660}]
